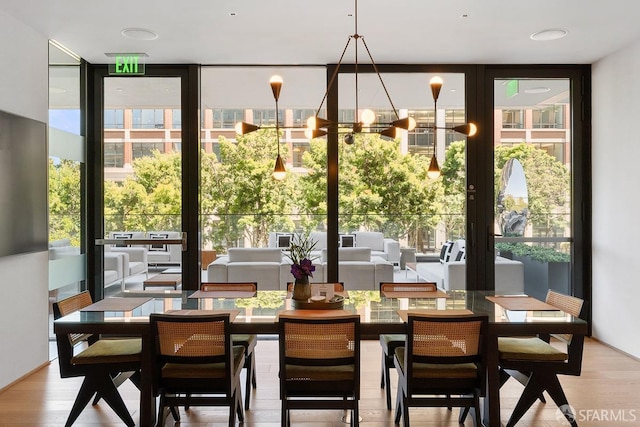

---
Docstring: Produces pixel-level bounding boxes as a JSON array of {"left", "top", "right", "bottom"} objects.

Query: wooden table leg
[
  {"left": 139, "top": 329, "right": 156, "bottom": 427},
  {"left": 483, "top": 333, "right": 500, "bottom": 427}
]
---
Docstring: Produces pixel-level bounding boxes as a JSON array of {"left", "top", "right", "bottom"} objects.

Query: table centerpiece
[{"left": 285, "top": 233, "right": 317, "bottom": 301}]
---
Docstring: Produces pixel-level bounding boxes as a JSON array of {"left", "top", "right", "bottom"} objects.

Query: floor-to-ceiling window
[
  {"left": 48, "top": 41, "right": 84, "bottom": 357},
  {"left": 85, "top": 64, "right": 590, "bottom": 309},
  {"left": 199, "top": 67, "right": 327, "bottom": 288},
  {"left": 489, "top": 71, "right": 588, "bottom": 301}
]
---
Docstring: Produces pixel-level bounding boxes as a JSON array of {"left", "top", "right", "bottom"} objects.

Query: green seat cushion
[
  {"left": 498, "top": 337, "right": 568, "bottom": 361},
  {"left": 395, "top": 347, "right": 477, "bottom": 379},
  {"left": 161, "top": 346, "right": 245, "bottom": 379},
  {"left": 285, "top": 364, "right": 355, "bottom": 381},
  {"left": 72, "top": 338, "right": 142, "bottom": 365}
]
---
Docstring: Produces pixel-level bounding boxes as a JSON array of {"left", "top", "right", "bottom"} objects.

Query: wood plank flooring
[{"left": 1, "top": 338, "right": 639, "bottom": 426}]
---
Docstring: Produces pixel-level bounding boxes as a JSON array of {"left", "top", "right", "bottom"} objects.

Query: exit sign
[{"left": 106, "top": 53, "right": 147, "bottom": 75}]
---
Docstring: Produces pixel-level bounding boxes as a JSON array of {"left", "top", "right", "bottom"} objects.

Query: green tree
[
  {"left": 201, "top": 130, "right": 297, "bottom": 251},
  {"left": 494, "top": 143, "right": 570, "bottom": 237},
  {"left": 48, "top": 159, "right": 81, "bottom": 245},
  {"left": 440, "top": 140, "right": 467, "bottom": 239},
  {"left": 298, "top": 133, "right": 441, "bottom": 248},
  {"left": 104, "top": 151, "right": 182, "bottom": 234}
]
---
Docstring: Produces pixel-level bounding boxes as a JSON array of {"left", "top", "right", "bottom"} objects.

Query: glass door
[
  {"left": 492, "top": 77, "right": 573, "bottom": 299},
  {"left": 102, "top": 76, "right": 183, "bottom": 295},
  {"left": 335, "top": 71, "right": 469, "bottom": 290}
]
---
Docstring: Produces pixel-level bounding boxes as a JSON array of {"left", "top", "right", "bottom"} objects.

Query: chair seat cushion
[
  {"left": 161, "top": 346, "right": 245, "bottom": 379},
  {"left": 285, "top": 364, "right": 355, "bottom": 381},
  {"left": 498, "top": 337, "right": 568, "bottom": 361},
  {"left": 395, "top": 347, "right": 477, "bottom": 379},
  {"left": 72, "top": 338, "right": 142, "bottom": 365}
]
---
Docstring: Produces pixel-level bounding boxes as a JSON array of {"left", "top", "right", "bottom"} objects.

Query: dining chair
[
  {"left": 378, "top": 281, "right": 438, "bottom": 410},
  {"left": 278, "top": 313, "right": 361, "bottom": 426},
  {"left": 149, "top": 312, "right": 245, "bottom": 427},
  {"left": 53, "top": 291, "right": 142, "bottom": 427},
  {"left": 498, "top": 290, "right": 585, "bottom": 427},
  {"left": 200, "top": 281, "right": 258, "bottom": 410},
  {"left": 394, "top": 313, "right": 488, "bottom": 427}
]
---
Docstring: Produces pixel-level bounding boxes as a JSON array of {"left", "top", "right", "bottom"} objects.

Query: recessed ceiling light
[
  {"left": 229, "top": 12, "right": 237, "bottom": 16},
  {"left": 121, "top": 28, "right": 158, "bottom": 41},
  {"left": 460, "top": 13, "right": 469, "bottom": 18},
  {"left": 530, "top": 28, "right": 568, "bottom": 41},
  {"left": 524, "top": 87, "right": 551, "bottom": 94}
]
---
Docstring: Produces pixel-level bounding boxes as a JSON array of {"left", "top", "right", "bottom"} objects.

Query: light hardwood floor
[{"left": 1, "top": 338, "right": 639, "bottom": 426}]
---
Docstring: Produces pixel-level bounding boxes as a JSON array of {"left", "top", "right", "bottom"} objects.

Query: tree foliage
[
  {"left": 494, "top": 143, "right": 570, "bottom": 236},
  {"left": 49, "top": 159, "right": 81, "bottom": 245},
  {"left": 49, "top": 136, "right": 571, "bottom": 253},
  {"left": 297, "top": 133, "right": 441, "bottom": 247}
]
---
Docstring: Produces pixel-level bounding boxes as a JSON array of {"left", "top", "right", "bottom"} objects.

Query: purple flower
[{"left": 290, "top": 258, "right": 315, "bottom": 279}]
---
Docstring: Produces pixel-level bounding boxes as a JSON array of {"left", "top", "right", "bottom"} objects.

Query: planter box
[{"left": 511, "top": 255, "right": 570, "bottom": 301}]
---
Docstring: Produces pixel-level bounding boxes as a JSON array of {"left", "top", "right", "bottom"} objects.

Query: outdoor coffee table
[{"left": 143, "top": 273, "right": 182, "bottom": 290}]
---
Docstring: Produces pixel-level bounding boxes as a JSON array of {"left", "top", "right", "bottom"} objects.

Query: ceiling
[{"left": 4, "top": 0, "right": 640, "bottom": 66}]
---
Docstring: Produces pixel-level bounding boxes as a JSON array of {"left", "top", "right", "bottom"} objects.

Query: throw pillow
[
  {"left": 339, "top": 234, "right": 356, "bottom": 248},
  {"left": 112, "top": 232, "right": 133, "bottom": 247},
  {"left": 455, "top": 247, "right": 466, "bottom": 261},
  {"left": 276, "top": 232, "right": 293, "bottom": 249},
  {"left": 148, "top": 233, "right": 169, "bottom": 251},
  {"left": 439, "top": 241, "right": 454, "bottom": 263}
]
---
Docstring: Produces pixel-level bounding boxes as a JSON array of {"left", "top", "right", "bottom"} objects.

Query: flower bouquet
[{"left": 285, "top": 233, "right": 318, "bottom": 300}]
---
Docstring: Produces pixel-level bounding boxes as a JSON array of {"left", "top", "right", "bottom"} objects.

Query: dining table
[{"left": 54, "top": 288, "right": 588, "bottom": 427}]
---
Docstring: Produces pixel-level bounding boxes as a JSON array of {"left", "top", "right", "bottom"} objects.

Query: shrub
[{"left": 496, "top": 242, "right": 570, "bottom": 263}]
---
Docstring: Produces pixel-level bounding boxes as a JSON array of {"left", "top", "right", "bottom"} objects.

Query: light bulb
[
  {"left": 306, "top": 116, "right": 317, "bottom": 130},
  {"left": 234, "top": 122, "right": 243, "bottom": 135},
  {"left": 361, "top": 109, "right": 375, "bottom": 126},
  {"left": 427, "top": 155, "right": 440, "bottom": 179},
  {"left": 304, "top": 128, "right": 313, "bottom": 139},
  {"left": 407, "top": 117, "right": 416, "bottom": 131}
]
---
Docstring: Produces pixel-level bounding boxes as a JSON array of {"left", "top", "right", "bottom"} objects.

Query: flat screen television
[{"left": 0, "top": 110, "right": 48, "bottom": 257}]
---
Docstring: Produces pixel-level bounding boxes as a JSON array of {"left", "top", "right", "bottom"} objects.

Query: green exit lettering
[{"left": 115, "top": 55, "right": 139, "bottom": 74}]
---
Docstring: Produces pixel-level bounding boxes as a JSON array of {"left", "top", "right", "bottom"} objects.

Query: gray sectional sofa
[{"left": 207, "top": 245, "right": 394, "bottom": 291}]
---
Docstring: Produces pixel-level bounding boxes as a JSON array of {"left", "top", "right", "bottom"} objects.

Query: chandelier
[{"left": 235, "top": 0, "right": 477, "bottom": 180}]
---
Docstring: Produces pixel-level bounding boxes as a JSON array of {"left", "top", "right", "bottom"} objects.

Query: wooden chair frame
[
  {"left": 499, "top": 290, "right": 585, "bottom": 427},
  {"left": 53, "top": 291, "right": 141, "bottom": 427},
  {"left": 278, "top": 315, "right": 361, "bottom": 426},
  {"left": 394, "top": 313, "right": 488, "bottom": 427},
  {"left": 199, "top": 282, "right": 258, "bottom": 410},
  {"left": 378, "top": 281, "right": 437, "bottom": 410},
  {"left": 150, "top": 313, "right": 244, "bottom": 427}
]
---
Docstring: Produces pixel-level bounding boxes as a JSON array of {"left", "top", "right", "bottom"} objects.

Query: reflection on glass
[{"left": 497, "top": 158, "right": 528, "bottom": 237}]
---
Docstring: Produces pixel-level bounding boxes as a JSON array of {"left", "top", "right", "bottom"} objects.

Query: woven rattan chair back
[
  {"left": 281, "top": 316, "right": 357, "bottom": 361},
  {"left": 278, "top": 315, "right": 361, "bottom": 426},
  {"left": 546, "top": 290, "right": 584, "bottom": 343},
  {"left": 53, "top": 291, "right": 95, "bottom": 346},
  {"left": 153, "top": 313, "right": 230, "bottom": 360},
  {"left": 54, "top": 290, "right": 92, "bottom": 317},
  {"left": 408, "top": 314, "right": 486, "bottom": 363},
  {"left": 410, "top": 316, "right": 483, "bottom": 359},
  {"left": 200, "top": 282, "right": 257, "bottom": 293},
  {"left": 380, "top": 282, "right": 437, "bottom": 293}
]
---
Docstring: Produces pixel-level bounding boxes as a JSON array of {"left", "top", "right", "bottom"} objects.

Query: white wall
[
  {"left": 592, "top": 40, "right": 640, "bottom": 358},
  {"left": 0, "top": 10, "right": 49, "bottom": 388}
]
